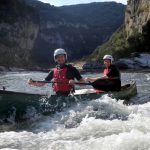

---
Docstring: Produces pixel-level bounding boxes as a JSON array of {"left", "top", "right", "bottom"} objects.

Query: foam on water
[
  {"left": 0, "top": 71, "right": 150, "bottom": 150},
  {"left": 146, "top": 74, "right": 150, "bottom": 80},
  {"left": 1, "top": 95, "right": 150, "bottom": 150}
]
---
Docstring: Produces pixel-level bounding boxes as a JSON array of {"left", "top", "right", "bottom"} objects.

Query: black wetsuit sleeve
[
  {"left": 67, "top": 65, "right": 82, "bottom": 81},
  {"left": 72, "top": 67, "right": 82, "bottom": 81},
  {"left": 45, "top": 70, "right": 54, "bottom": 81},
  {"left": 107, "top": 65, "right": 120, "bottom": 79}
]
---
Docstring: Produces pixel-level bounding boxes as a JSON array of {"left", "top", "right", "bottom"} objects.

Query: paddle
[{"left": 29, "top": 78, "right": 121, "bottom": 91}]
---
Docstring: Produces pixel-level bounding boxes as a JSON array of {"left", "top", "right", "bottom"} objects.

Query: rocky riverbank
[
  {"left": 80, "top": 53, "right": 150, "bottom": 72},
  {"left": 1, "top": 53, "right": 150, "bottom": 73},
  {"left": 116, "top": 53, "right": 150, "bottom": 69}
]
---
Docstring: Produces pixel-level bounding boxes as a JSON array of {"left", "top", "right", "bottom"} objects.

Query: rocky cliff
[
  {"left": 0, "top": 0, "right": 125, "bottom": 68},
  {"left": 125, "top": 0, "right": 150, "bottom": 37},
  {"left": 89, "top": 0, "right": 150, "bottom": 61},
  {"left": 30, "top": 1, "right": 125, "bottom": 66},
  {"left": 0, "top": 0, "right": 39, "bottom": 67}
]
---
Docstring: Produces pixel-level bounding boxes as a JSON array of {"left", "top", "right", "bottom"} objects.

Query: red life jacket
[
  {"left": 53, "top": 67, "right": 72, "bottom": 92},
  {"left": 103, "top": 68, "right": 113, "bottom": 79}
]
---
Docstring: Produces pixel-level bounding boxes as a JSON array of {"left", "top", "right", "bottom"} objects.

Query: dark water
[{"left": 0, "top": 71, "right": 150, "bottom": 150}]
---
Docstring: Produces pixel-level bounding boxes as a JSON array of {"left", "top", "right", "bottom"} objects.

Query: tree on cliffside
[
  {"left": 142, "top": 20, "right": 150, "bottom": 52},
  {"left": 127, "top": 20, "right": 150, "bottom": 53}
]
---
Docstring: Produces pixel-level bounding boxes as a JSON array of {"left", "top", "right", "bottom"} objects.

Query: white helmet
[
  {"left": 54, "top": 48, "right": 67, "bottom": 61},
  {"left": 103, "top": 55, "right": 114, "bottom": 62}
]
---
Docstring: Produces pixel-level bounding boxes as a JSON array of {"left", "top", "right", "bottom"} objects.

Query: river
[{"left": 0, "top": 71, "right": 150, "bottom": 150}]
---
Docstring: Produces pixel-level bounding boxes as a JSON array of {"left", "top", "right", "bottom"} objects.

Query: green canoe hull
[{"left": 0, "top": 82, "right": 137, "bottom": 122}]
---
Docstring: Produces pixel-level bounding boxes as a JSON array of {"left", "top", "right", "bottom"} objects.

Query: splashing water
[{"left": 0, "top": 71, "right": 150, "bottom": 150}]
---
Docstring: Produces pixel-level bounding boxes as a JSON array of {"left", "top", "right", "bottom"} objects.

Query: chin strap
[{"left": 57, "top": 64, "right": 66, "bottom": 68}]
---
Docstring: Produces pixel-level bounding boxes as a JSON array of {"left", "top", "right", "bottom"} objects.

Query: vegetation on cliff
[
  {"left": 87, "top": 25, "right": 128, "bottom": 61},
  {"left": 128, "top": 20, "right": 150, "bottom": 53},
  {"left": 26, "top": 1, "right": 126, "bottom": 66},
  {"left": 88, "top": 20, "right": 150, "bottom": 61},
  {"left": 89, "top": 0, "right": 150, "bottom": 61},
  {"left": 0, "top": 0, "right": 125, "bottom": 67}
]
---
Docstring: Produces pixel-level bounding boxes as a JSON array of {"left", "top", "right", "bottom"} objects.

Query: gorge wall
[
  {"left": 0, "top": 0, "right": 39, "bottom": 67},
  {"left": 89, "top": 0, "right": 150, "bottom": 61},
  {"left": 0, "top": 0, "right": 125, "bottom": 67},
  {"left": 125, "top": 0, "right": 150, "bottom": 37}
]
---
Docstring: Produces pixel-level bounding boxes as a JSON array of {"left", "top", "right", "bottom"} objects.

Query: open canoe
[{"left": 0, "top": 82, "right": 137, "bottom": 122}]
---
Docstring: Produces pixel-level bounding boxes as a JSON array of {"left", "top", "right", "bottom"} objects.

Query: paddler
[
  {"left": 28, "top": 48, "right": 85, "bottom": 96},
  {"left": 85, "top": 55, "right": 121, "bottom": 92}
]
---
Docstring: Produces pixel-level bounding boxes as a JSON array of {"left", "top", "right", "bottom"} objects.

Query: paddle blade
[{"left": 92, "top": 79, "right": 121, "bottom": 91}]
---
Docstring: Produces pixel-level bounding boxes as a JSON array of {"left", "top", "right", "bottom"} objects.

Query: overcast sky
[{"left": 39, "top": 0, "right": 127, "bottom": 6}]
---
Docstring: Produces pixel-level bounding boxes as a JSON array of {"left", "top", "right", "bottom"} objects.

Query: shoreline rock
[
  {"left": 81, "top": 53, "right": 150, "bottom": 71},
  {"left": 116, "top": 53, "right": 150, "bottom": 69},
  {"left": 0, "top": 66, "right": 9, "bottom": 72}
]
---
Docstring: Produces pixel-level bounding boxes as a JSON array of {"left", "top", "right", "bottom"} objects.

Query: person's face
[
  {"left": 103, "top": 59, "right": 111, "bottom": 67},
  {"left": 55, "top": 54, "right": 66, "bottom": 64}
]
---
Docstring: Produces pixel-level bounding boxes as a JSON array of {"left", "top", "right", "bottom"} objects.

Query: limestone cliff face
[
  {"left": 31, "top": 2, "right": 125, "bottom": 65},
  {"left": 0, "top": 0, "right": 125, "bottom": 68},
  {"left": 0, "top": 0, "right": 39, "bottom": 67},
  {"left": 89, "top": 0, "right": 150, "bottom": 61},
  {"left": 0, "top": 21, "right": 39, "bottom": 67},
  {"left": 125, "top": 0, "right": 150, "bottom": 37}
]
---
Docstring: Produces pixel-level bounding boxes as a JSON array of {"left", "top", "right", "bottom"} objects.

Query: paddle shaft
[
  {"left": 30, "top": 78, "right": 121, "bottom": 91},
  {"left": 31, "top": 79, "right": 90, "bottom": 85}
]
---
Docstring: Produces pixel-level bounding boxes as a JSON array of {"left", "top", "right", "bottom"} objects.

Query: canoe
[{"left": 0, "top": 82, "right": 137, "bottom": 122}]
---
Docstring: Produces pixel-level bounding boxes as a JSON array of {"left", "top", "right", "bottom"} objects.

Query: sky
[{"left": 39, "top": 0, "right": 127, "bottom": 6}]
